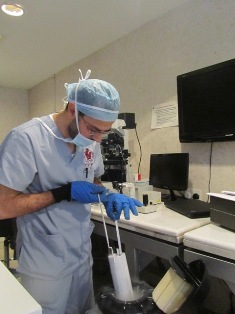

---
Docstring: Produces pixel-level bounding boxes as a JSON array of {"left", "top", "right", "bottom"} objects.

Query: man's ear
[{"left": 67, "top": 102, "right": 76, "bottom": 116}]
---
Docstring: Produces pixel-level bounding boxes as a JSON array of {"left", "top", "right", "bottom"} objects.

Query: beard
[{"left": 67, "top": 119, "right": 78, "bottom": 139}]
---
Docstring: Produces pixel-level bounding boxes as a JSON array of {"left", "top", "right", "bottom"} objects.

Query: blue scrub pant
[{"left": 20, "top": 261, "right": 95, "bottom": 314}]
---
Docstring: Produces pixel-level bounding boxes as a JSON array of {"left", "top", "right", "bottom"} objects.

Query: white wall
[
  {"left": 10, "top": 0, "right": 235, "bottom": 200},
  {"left": 29, "top": 76, "right": 55, "bottom": 117},
  {"left": 0, "top": 87, "right": 28, "bottom": 142}
]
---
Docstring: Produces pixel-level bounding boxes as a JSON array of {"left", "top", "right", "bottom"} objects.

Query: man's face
[{"left": 68, "top": 115, "right": 114, "bottom": 143}]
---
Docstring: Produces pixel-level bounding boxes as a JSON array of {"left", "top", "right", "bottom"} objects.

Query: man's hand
[{"left": 100, "top": 193, "right": 143, "bottom": 220}]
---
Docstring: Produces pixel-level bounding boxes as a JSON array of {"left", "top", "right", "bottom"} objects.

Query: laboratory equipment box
[{"left": 210, "top": 195, "right": 235, "bottom": 231}]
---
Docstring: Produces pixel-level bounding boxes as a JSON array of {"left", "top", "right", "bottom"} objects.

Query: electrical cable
[
  {"left": 135, "top": 125, "right": 142, "bottom": 174},
  {"left": 207, "top": 142, "right": 213, "bottom": 202},
  {"left": 177, "top": 190, "right": 185, "bottom": 199}
]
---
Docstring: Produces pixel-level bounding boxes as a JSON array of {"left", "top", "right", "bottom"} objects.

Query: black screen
[
  {"left": 149, "top": 153, "right": 189, "bottom": 192},
  {"left": 177, "top": 58, "right": 235, "bottom": 142}
]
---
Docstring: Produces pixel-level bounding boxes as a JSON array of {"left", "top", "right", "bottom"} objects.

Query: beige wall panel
[
  {"left": 0, "top": 87, "right": 28, "bottom": 142},
  {"left": 28, "top": 76, "right": 55, "bottom": 118}
]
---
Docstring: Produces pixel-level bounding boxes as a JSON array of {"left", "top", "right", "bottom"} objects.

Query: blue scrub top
[{"left": 0, "top": 115, "right": 104, "bottom": 279}]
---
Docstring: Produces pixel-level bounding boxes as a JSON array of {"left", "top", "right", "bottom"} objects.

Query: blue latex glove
[
  {"left": 71, "top": 181, "right": 107, "bottom": 203},
  {"left": 100, "top": 193, "right": 143, "bottom": 221}
]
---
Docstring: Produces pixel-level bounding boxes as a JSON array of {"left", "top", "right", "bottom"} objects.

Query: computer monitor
[
  {"left": 177, "top": 58, "right": 235, "bottom": 143},
  {"left": 149, "top": 153, "right": 189, "bottom": 200}
]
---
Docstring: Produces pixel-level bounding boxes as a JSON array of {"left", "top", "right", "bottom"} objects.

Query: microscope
[{"left": 101, "top": 119, "right": 131, "bottom": 184}]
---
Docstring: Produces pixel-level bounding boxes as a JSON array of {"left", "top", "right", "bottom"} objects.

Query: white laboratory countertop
[
  {"left": 184, "top": 223, "right": 235, "bottom": 260},
  {"left": 91, "top": 204, "right": 210, "bottom": 244},
  {"left": 0, "top": 262, "right": 42, "bottom": 314}
]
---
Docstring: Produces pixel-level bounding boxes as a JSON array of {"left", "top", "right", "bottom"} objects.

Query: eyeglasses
[{"left": 81, "top": 116, "right": 111, "bottom": 135}]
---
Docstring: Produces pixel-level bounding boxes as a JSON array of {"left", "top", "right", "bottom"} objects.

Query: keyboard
[{"left": 164, "top": 199, "right": 211, "bottom": 218}]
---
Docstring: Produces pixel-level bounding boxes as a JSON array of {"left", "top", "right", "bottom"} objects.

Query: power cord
[
  {"left": 135, "top": 124, "right": 142, "bottom": 174},
  {"left": 207, "top": 142, "right": 213, "bottom": 202}
]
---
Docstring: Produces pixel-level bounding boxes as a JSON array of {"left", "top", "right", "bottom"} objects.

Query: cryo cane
[{"left": 97, "top": 195, "right": 135, "bottom": 301}]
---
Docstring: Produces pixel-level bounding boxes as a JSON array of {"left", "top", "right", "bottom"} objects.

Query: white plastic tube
[
  {"left": 108, "top": 252, "right": 135, "bottom": 301},
  {"left": 97, "top": 194, "right": 134, "bottom": 301}
]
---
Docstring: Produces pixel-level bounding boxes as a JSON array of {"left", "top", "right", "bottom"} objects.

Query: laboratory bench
[
  {"left": 0, "top": 261, "right": 42, "bottom": 314},
  {"left": 91, "top": 203, "right": 235, "bottom": 312},
  {"left": 183, "top": 222, "right": 235, "bottom": 294},
  {"left": 91, "top": 203, "right": 210, "bottom": 279}
]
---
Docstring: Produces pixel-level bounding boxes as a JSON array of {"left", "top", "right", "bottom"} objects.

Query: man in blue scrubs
[{"left": 0, "top": 72, "right": 142, "bottom": 314}]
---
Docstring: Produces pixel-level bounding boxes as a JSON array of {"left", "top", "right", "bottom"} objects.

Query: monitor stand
[{"left": 169, "top": 189, "right": 177, "bottom": 201}]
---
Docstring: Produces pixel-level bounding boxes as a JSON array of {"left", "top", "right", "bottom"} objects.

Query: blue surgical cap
[{"left": 66, "top": 79, "right": 120, "bottom": 122}]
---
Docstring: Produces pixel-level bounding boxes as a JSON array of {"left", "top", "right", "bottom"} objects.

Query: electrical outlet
[{"left": 184, "top": 189, "right": 202, "bottom": 200}]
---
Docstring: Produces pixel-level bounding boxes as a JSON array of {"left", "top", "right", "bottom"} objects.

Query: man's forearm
[
  {"left": 0, "top": 185, "right": 55, "bottom": 219},
  {"left": 93, "top": 177, "right": 102, "bottom": 185},
  {"left": 0, "top": 179, "right": 104, "bottom": 219}
]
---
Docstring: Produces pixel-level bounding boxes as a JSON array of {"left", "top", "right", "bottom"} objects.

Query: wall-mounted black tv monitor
[
  {"left": 177, "top": 58, "right": 235, "bottom": 143},
  {"left": 149, "top": 153, "right": 189, "bottom": 200}
]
